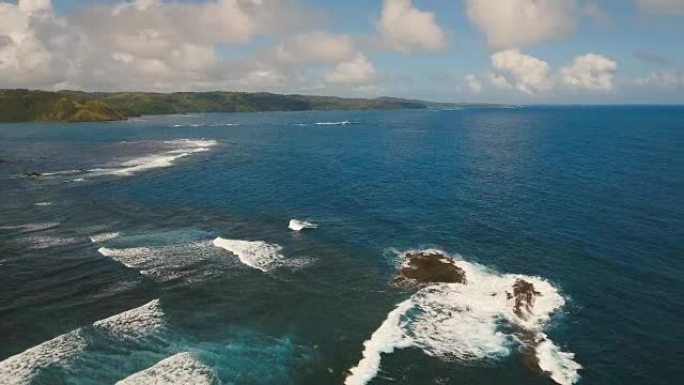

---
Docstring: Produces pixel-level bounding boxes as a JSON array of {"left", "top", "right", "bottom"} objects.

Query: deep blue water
[{"left": 0, "top": 107, "right": 682, "bottom": 385}]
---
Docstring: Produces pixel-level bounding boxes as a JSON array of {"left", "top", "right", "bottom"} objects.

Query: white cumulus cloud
[
  {"left": 561, "top": 53, "right": 618, "bottom": 91},
  {"left": 490, "top": 49, "right": 553, "bottom": 94},
  {"left": 466, "top": 0, "right": 577, "bottom": 50},
  {"left": 0, "top": 0, "right": 329, "bottom": 91},
  {"left": 325, "top": 53, "right": 376, "bottom": 84},
  {"left": 377, "top": 0, "right": 448, "bottom": 53},
  {"left": 479, "top": 50, "right": 619, "bottom": 95},
  {"left": 0, "top": 0, "right": 65, "bottom": 88}
]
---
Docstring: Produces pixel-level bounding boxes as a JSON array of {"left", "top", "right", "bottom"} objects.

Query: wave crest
[
  {"left": 90, "top": 232, "right": 121, "bottom": 243},
  {"left": 212, "top": 237, "right": 311, "bottom": 272},
  {"left": 93, "top": 299, "right": 165, "bottom": 338},
  {"left": 535, "top": 336, "right": 583, "bottom": 385},
  {"left": 288, "top": 219, "right": 318, "bottom": 231},
  {"left": 314, "top": 121, "right": 357, "bottom": 125},
  {"left": 33, "top": 139, "right": 217, "bottom": 180},
  {"left": 98, "top": 241, "right": 231, "bottom": 282},
  {"left": 116, "top": 352, "right": 219, "bottom": 385},
  {"left": 0, "top": 300, "right": 164, "bottom": 385}
]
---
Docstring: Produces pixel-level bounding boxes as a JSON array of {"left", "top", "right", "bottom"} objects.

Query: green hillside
[
  {"left": 89, "top": 91, "right": 434, "bottom": 117},
  {"left": 0, "top": 90, "right": 126, "bottom": 122},
  {"left": 0, "top": 89, "right": 505, "bottom": 122}
]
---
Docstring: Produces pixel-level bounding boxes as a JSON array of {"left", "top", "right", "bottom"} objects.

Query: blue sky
[{"left": 1, "top": 0, "right": 683, "bottom": 103}]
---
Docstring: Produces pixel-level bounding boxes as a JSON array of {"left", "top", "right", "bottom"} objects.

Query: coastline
[{"left": 0, "top": 89, "right": 509, "bottom": 123}]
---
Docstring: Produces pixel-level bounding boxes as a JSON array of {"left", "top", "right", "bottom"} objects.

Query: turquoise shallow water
[{"left": 0, "top": 107, "right": 682, "bottom": 385}]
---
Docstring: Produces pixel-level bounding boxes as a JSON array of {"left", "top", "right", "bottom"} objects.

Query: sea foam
[
  {"left": 314, "top": 121, "right": 356, "bottom": 125},
  {"left": 0, "top": 300, "right": 164, "bottom": 385},
  {"left": 345, "top": 300, "right": 414, "bottom": 385},
  {"left": 345, "top": 249, "right": 580, "bottom": 385},
  {"left": 93, "top": 299, "right": 165, "bottom": 338},
  {"left": 212, "top": 237, "right": 310, "bottom": 272},
  {"left": 115, "top": 352, "right": 219, "bottom": 385},
  {"left": 90, "top": 232, "right": 121, "bottom": 243},
  {"left": 0, "top": 330, "right": 88, "bottom": 385},
  {"left": 288, "top": 219, "right": 318, "bottom": 231},
  {"left": 38, "top": 139, "right": 217, "bottom": 180},
  {"left": 104, "top": 139, "right": 216, "bottom": 176},
  {"left": 171, "top": 123, "right": 238, "bottom": 127},
  {"left": 97, "top": 241, "right": 229, "bottom": 282},
  {"left": 535, "top": 336, "right": 583, "bottom": 385}
]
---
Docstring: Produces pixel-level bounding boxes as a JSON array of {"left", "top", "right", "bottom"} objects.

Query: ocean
[{"left": 0, "top": 107, "right": 682, "bottom": 385}]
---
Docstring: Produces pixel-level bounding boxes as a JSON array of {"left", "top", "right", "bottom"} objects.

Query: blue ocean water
[{"left": 0, "top": 107, "right": 682, "bottom": 385}]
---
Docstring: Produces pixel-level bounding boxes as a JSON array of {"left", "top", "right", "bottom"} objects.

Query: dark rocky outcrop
[
  {"left": 394, "top": 251, "right": 466, "bottom": 286},
  {"left": 511, "top": 279, "right": 542, "bottom": 320}
]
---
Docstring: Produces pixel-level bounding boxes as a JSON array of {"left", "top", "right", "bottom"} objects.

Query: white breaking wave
[
  {"left": 98, "top": 139, "right": 216, "bottom": 177},
  {"left": 40, "top": 170, "right": 84, "bottom": 176},
  {"left": 115, "top": 352, "right": 219, "bottom": 385},
  {"left": 40, "top": 139, "right": 216, "bottom": 180},
  {"left": 172, "top": 123, "right": 238, "bottom": 127},
  {"left": 97, "top": 241, "right": 235, "bottom": 282},
  {"left": 314, "top": 121, "right": 355, "bottom": 125},
  {"left": 345, "top": 249, "right": 580, "bottom": 385},
  {"left": 288, "top": 219, "right": 318, "bottom": 231},
  {"left": 34, "top": 202, "right": 52, "bottom": 206},
  {"left": 93, "top": 299, "right": 166, "bottom": 338},
  {"left": 172, "top": 124, "right": 206, "bottom": 128},
  {"left": 0, "top": 300, "right": 164, "bottom": 385},
  {"left": 212, "top": 237, "right": 310, "bottom": 272},
  {"left": 98, "top": 246, "right": 151, "bottom": 269},
  {"left": 535, "top": 335, "right": 583, "bottom": 385},
  {"left": 211, "top": 238, "right": 284, "bottom": 272},
  {"left": 345, "top": 300, "right": 413, "bottom": 385},
  {"left": 0, "top": 330, "right": 89, "bottom": 385},
  {"left": 107, "top": 154, "right": 191, "bottom": 176},
  {"left": 297, "top": 121, "right": 358, "bottom": 126},
  {"left": 90, "top": 232, "right": 121, "bottom": 243}
]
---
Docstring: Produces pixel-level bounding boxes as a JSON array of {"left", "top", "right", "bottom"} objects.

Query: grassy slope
[{"left": 0, "top": 90, "right": 126, "bottom": 122}]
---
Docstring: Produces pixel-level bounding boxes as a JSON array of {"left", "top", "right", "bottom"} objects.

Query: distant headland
[{"left": 0, "top": 89, "right": 507, "bottom": 123}]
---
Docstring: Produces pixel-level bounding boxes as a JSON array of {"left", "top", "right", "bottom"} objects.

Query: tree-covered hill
[
  {"left": 0, "top": 90, "right": 126, "bottom": 122},
  {"left": 0, "top": 89, "right": 505, "bottom": 122}
]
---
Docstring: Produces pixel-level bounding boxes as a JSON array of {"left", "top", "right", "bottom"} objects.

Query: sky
[{"left": 0, "top": 0, "right": 683, "bottom": 103}]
